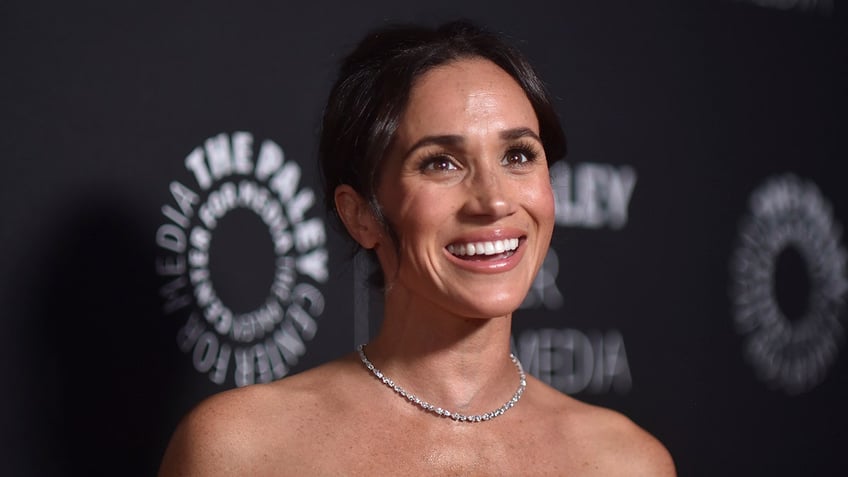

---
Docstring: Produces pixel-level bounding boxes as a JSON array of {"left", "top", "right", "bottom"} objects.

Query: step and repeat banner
[{"left": 2, "top": 0, "right": 845, "bottom": 475}]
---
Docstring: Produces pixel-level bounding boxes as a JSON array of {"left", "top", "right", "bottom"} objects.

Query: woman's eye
[
  {"left": 502, "top": 149, "right": 533, "bottom": 166},
  {"left": 421, "top": 156, "right": 458, "bottom": 172}
]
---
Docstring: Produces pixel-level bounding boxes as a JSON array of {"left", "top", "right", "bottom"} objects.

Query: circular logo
[
  {"left": 154, "top": 132, "right": 328, "bottom": 387},
  {"left": 730, "top": 174, "right": 847, "bottom": 394}
]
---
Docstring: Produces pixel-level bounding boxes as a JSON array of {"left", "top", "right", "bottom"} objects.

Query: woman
[{"left": 159, "top": 21, "right": 675, "bottom": 476}]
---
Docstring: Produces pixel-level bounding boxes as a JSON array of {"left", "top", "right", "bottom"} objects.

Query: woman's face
[{"left": 374, "top": 57, "right": 555, "bottom": 318}]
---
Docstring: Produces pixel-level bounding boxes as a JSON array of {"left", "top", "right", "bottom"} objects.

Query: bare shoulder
[
  {"left": 157, "top": 383, "right": 285, "bottom": 476},
  {"left": 575, "top": 402, "right": 676, "bottom": 476},
  {"left": 158, "top": 356, "right": 357, "bottom": 477},
  {"left": 531, "top": 378, "right": 676, "bottom": 476}
]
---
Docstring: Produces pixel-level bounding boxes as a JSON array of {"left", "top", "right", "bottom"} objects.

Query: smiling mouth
[{"left": 446, "top": 238, "right": 521, "bottom": 260}]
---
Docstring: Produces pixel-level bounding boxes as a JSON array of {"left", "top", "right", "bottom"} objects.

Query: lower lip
[{"left": 443, "top": 239, "right": 525, "bottom": 273}]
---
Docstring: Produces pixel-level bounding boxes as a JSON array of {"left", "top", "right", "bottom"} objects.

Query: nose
[{"left": 461, "top": 166, "right": 515, "bottom": 220}]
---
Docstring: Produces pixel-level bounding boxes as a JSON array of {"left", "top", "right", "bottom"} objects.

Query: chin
[{"left": 449, "top": 291, "right": 527, "bottom": 319}]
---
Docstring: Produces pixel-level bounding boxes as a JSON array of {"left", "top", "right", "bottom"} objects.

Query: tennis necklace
[{"left": 356, "top": 344, "right": 526, "bottom": 423}]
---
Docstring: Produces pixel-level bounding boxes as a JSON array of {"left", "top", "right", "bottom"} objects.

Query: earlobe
[{"left": 334, "top": 185, "right": 381, "bottom": 249}]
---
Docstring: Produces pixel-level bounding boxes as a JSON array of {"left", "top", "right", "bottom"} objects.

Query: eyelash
[{"left": 417, "top": 141, "right": 542, "bottom": 172}]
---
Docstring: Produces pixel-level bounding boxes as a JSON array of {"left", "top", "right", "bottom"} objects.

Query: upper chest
[{"left": 278, "top": 414, "right": 608, "bottom": 477}]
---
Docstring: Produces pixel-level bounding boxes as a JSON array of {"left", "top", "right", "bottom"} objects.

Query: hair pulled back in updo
[{"left": 319, "top": 20, "right": 566, "bottom": 287}]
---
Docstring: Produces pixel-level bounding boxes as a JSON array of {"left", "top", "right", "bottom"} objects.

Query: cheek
[
  {"left": 385, "top": 184, "right": 457, "bottom": 244},
  {"left": 405, "top": 193, "right": 457, "bottom": 237},
  {"left": 524, "top": 177, "right": 556, "bottom": 229}
]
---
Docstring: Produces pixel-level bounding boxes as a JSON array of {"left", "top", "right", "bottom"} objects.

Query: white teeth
[{"left": 447, "top": 238, "right": 520, "bottom": 257}]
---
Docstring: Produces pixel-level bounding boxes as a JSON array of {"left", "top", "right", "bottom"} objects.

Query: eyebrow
[
  {"left": 403, "top": 134, "right": 464, "bottom": 158},
  {"left": 500, "top": 127, "right": 541, "bottom": 143},
  {"left": 402, "top": 127, "right": 542, "bottom": 159}
]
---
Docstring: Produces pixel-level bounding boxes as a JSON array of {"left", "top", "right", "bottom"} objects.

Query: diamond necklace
[{"left": 356, "top": 344, "right": 527, "bottom": 423}]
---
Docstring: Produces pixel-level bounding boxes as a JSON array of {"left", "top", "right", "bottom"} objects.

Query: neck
[{"left": 364, "top": 287, "right": 519, "bottom": 415}]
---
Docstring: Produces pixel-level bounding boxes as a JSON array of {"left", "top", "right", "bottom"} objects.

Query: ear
[{"left": 334, "top": 184, "right": 382, "bottom": 249}]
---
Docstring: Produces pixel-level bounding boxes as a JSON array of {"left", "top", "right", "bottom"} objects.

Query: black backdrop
[{"left": 2, "top": 0, "right": 847, "bottom": 475}]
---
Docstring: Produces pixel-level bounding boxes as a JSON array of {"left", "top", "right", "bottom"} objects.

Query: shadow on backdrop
[{"left": 20, "top": 193, "right": 185, "bottom": 476}]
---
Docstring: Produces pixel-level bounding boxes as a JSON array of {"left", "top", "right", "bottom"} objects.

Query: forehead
[{"left": 398, "top": 57, "right": 539, "bottom": 137}]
